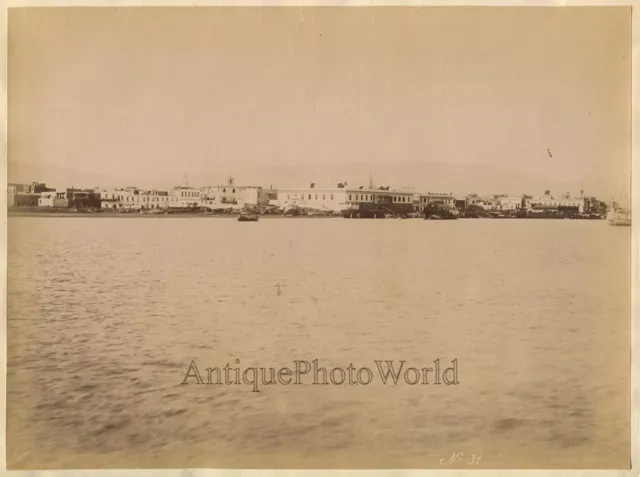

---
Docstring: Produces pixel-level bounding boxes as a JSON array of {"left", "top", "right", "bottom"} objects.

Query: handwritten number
[{"left": 440, "top": 453, "right": 482, "bottom": 466}]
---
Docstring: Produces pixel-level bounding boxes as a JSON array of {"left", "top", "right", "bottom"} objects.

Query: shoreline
[
  {"left": 6, "top": 211, "right": 341, "bottom": 219},
  {"left": 6, "top": 210, "right": 609, "bottom": 221}
]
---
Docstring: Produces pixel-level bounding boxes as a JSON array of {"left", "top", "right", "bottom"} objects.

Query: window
[
  {"left": 232, "top": 189, "right": 236, "bottom": 193},
  {"left": 315, "top": 194, "right": 318, "bottom": 200},
  {"left": 322, "top": 194, "right": 326, "bottom": 200},
  {"left": 308, "top": 194, "right": 311, "bottom": 200},
  {"left": 349, "top": 195, "right": 352, "bottom": 200},
  {"left": 331, "top": 194, "right": 334, "bottom": 200},
  {"left": 223, "top": 188, "right": 226, "bottom": 193}
]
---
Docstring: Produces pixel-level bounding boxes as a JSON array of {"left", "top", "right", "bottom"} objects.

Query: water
[{"left": 6, "top": 217, "right": 630, "bottom": 469}]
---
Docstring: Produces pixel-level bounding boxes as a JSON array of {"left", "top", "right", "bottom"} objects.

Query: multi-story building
[
  {"left": 137, "top": 190, "right": 170, "bottom": 209},
  {"left": 415, "top": 192, "right": 456, "bottom": 212},
  {"left": 584, "top": 196, "right": 607, "bottom": 216},
  {"left": 38, "top": 191, "right": 69, "bottom": 208},
  {"left": 275, "top": 183, "right": 423, "bottom": 215},
  {"left": 98, "top": 187, "right": 171, "bottom": 210},
  {"left": 497, "top": 195, "right": 524, "bottom": 211},
  {"left": 274, "top": 184, "right": 348, "bottom": 212},
  {"left": 525, "top": 191, "right": 584, "bottom": 213},
  {"left": 66, "top": 188, "right": 101, "bottom": 209},
  {"left": 169, "top": 186, "right": 202, "bottom": 209},
  {"left": 200, "top": 177, "right": 273, "bottom": 210},
  {"left": 8, "top": 182, "right": 55, "bottom": 207},
  {"left": 98, "top": 187, "right": 139, "bottom": 210}
]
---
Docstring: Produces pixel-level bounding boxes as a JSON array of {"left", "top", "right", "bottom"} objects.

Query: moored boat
[{"left": 238, "top": 214, "right": 259, "bottom": 222}]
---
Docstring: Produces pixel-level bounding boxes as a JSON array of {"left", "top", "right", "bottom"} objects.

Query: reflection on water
[{"left": 6, "top": 217, "right": 630, "bottom": 469}]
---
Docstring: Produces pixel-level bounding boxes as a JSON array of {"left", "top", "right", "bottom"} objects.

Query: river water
[{"left": 6, "top": 216, "right": 630, "bottom": 469}]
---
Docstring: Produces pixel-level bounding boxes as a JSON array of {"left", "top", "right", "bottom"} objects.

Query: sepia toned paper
[{"left": 4, "top": 4, "right": 634, "bottom": 471}]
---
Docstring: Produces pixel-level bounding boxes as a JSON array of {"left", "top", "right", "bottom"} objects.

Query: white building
[
  {"left": 498, "top": 196, "right": 523, "bottom": 211},
  {"left": 98, "top": 187, "right": 171, "bottom": 210},
  {"left": 275, "top": 186, "right": 348, "bottom": 212},
  {"left": 274, "top": 184, "right": 419, "bottom": 213},
  {"left": 169, "top": 186, "right": 202, "bottom": 208},
  {"left": 98, "top": 187, "right": 137, "bottom": 210},
  {"left": 38, "top": 191, "right": 69, "bottom": 208},
  {"left": 200, "top": 178, "right": 274, "bottom": 210},
  {"left": 38, "top": 191, "right": 56, "bottom": 207},
  {"left": 526, "top": 192, "right": 584, "bottom": 213}
]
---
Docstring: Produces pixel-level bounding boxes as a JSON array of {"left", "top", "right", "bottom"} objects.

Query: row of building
[{"left": 7, "top": 178, "right": 604, "bottom": 215}]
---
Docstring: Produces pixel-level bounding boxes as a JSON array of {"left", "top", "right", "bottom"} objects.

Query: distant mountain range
[{"left": 7, "top": 160, "right": 608, "bottom": 199}]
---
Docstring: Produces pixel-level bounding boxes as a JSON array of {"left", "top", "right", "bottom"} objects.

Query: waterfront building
[
  {"left": 66, "top": 188, "right": 101, "bottom": 209},
  {"left": 344, "top": 186, "right": 417, "bottom": 217},
  {"left": 169, "top": 186, "right": 201, "bottom": 208},
  {"left": 8, "top": 182, "right": 55, "bottom": 207},
  {"left": 525, "top": 191, "right": 584, "bottom": 213},
  {"left": 134, "top": 190, "right": 169, "bottom": 209},
  {"left": 98, "top": 187, "right": 140, "bottom": 210},
  {"left": 497, "top": 195, "right": 524, "bottom": 211},
  {"left": 98, "top": 187, "right": 171, "bottom": 210},
  {"left": 415, "top": 192, "right": 455, "bottom": 212},
  {"left": 467, "top": 195, "right": 500, "bottom": 211},
  {"left": 275, "top": 183, "right": 418, "bottom": 214},
  {"left": 38, "top": 191, "right": 69, "bottom": 208},
  {"left": 200, "top": 177, "right": 274, "bottom": 210},
  {"left": 346, "top": 187, "right": 416, "bottom": 207},
  {"left": 584, "top": 196, "right": 608, "bottom": 215},
  {"left": 275, "top": 184, "right": 348, "bottom": 212}
]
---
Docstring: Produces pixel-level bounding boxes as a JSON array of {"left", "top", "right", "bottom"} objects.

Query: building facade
[
  {"left": 200, "top": 178, "right": 273, "bottom": 210},
  {"left": 525, "top": 192, "right": 584, "bottom": 213},
  {"left": 497, "top": 196, "right": 524, "bottom": 211},
  {"left": 275, "top": 186, "right": 348, "bottom": 212},
  {"left": 38, "top": 191, "right": 69, "bottom": 208},
  {"left": 415, "top": 192, "right": 456, "bottom": 212},
  {"left": 98, "top": 187, "right": 171, "bottom": 210},
  {"left": 8, "top": 182, "right": 55, "bottom": 207},
  {"left": 67, "top": 188, "right": 101, "bottom": 209}
]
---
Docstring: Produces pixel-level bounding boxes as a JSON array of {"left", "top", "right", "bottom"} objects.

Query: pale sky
[{"left": 8, "top": 7, "right": 632, "bottom": 200}]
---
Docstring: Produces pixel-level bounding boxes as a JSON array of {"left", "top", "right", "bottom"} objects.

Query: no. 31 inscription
[{"left": 439, "top": 453, "right": 482, "bottom": 466}]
